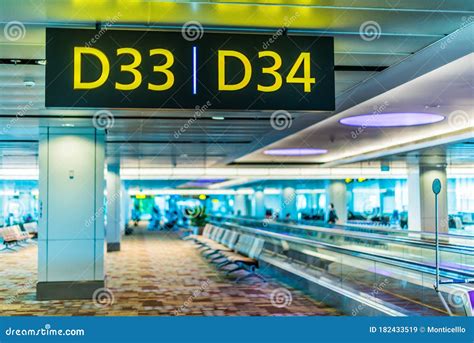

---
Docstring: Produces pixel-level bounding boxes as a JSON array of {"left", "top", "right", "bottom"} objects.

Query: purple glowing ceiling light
[
  {"left": 184, "top": 179, "right": 227, "bottom": 187},
  {"left": 263, "top": 148, "right": 328, "bottom": 156},
  {"left": 339, "top": 112, "right": 445, "bottom": 127}
]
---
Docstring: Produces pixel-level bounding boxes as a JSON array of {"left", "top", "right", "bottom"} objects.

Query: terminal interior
[{"left": 0, "top": 0, "right": 473, "bottom": 316}]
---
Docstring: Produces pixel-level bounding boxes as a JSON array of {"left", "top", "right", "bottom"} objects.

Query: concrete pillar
[
  {"left": 306, "top": 193, "right": 313, "bottom": 214},
  {"left": 407, "top": 164, "right": 422, "bottom": 231},
  {"left": 106, "top": 165, "right": 122, "bottom": 252},
  {"left": 254, "top": 189, "right": 265, "bottom": 218},
  {"left": 281, "top": 187, "right": 297, "bottom": 220},
  {"left": 312, "top": 193, "right": 318, "bottom": 214},
  {"left": 224, "top": 195, "right": 232, "bottom": 214},
  {"left": 0, "top": 192, "right": 6, "bottom": 225},
  {"left": 245, "top": 195, "right": 252, "bottom": 216},
  {"left": 37, "top": 128, "right": 105, "bottom": 300},
  {"left": 315, "top": 193, "right": 323, "bottom": 211},
  {"left": 120, "top": 182, "right": 127, "bottom": 231},
  {"left": 326, "top": 180, "right": 347, "bottom": 224},
  {"left": 169, "top": 195, "right": 178, "bottom": 213},
  {"left": 234, "top": 194, "right": 247, "bottom": 216}
]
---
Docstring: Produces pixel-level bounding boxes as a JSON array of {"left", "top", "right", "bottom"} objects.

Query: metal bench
[
  {"left": 183, "top": 223, "right": 213, "bottom": 242},
  {"left": 197, "top": 227, "right": 225, "bottom": 249},
  {"left": 217, "top": 233, "right": 266, "bottom": 283},
  {"left": 22, "top": 222, "right": 38, "bottom": 239},
  {"left": 0, "top": 226, "right": 29, "bottom": 251},
  {"left": 185, "top": 224, "right": 266, "bottom": 283},
  {"left": 202, "top": 229, "right": 239, "bottom": 258}
]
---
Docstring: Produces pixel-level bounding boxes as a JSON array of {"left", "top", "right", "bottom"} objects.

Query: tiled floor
[{"left": 0, "top": 230, "right": 340, "bottom": 316}]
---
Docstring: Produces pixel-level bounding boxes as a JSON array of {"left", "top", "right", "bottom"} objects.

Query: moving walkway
[{"left": 210, "top": 216, "right": 474, "bottom": 316}]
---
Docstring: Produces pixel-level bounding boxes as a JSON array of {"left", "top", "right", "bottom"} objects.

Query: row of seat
[
  {"left": 185, "top": 224, "right": 266, "bottom": 283},
  {"left": 0, "top": 223, "right": 37, "bottom": 252}
]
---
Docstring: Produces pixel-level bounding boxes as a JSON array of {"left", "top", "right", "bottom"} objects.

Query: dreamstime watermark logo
[
  {"left": 174, "top": 101, "right": 212, "bottom": 138},
  {"left": 362, "top": 199, "right": 376, "bottom": 217},
  {"left": 441, "top": 16, "right": 474, "bottom": 49},
  {"left": 263, "top": 190, "right": 296, "bottom": 226},
  {"left": 85, "top": 12, "right": 122, "bottom": 47},
  {"left": 447, "top": 289, "right": 468, "bottom": 310},
  {"left": 262, "top": 12, "right": 300, "bottom": 49},
  {"left": 92, "top": 287, "right": 115, "bottom": 308},
  {"left": 351, "top": 101, "right": 389, "bottom": 139},
  {"left": 352, "top": 278, "right": 390, "bottom": 316},
  {"left": 262, "top": 214, "right": 277, "bottom": 227},
  {"left": 270, "top": 287, "right": 292, "bottom": 308},
  {"left": 183, "top": 205, "right": 205, "bottom": 219},
  {"left": 448, "top": 110, "right": 472, "bottom": 130},
  {"left": 359, "top": 21, "right": 382, "bottom": 41},
  {"left": 4, "top": 323, "right": 85, "bottom": 337},
  {"left": 4, "top": 21, "right": 26, "bottom": 41},
  {"left": 181, "top": 21, "right": 204, "bottom": 41},
  {"left": 93, "top": 110, "right": 115, "bottom": 129},
  {"left": 174, "top": 280, "right": 210, "bottom": 315},
  {"left": 1, "top": 101, "right": 33, "bottom": 135},
  {"left": 5, "top": 198, "right": 27, "bottom": 220},
  {"left": 85, "top": 191, "right": 120, "bottom": 228},
  {"left": 270, "top": 110, "right": 292, "bottom": 131},
  {"left": 4, "top": 279, "right": 36, "bottom": 304}
]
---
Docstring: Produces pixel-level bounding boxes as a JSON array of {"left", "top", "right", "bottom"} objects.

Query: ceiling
[
  {"left": 0, "top": 0, "right": 473, "bottom": 169},
  {"left": 239, "top": 51, "right": 474, "bottom": 165},
  {"left": 381, "top": 139, "right": 474, "bottom": 165}
]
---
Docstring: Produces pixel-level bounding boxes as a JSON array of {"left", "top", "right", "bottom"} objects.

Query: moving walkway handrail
[
  {"left": 303, "top": 220, "right": 410, "bottom": 236},
  {"left": 213, "top": 215, "right": 474, "bottom": 254},
  {"left": 218, "top": 221, "right": 474, "bottom": 280},
  {"left": 331, "top": 221, "right": 474, "bottom": 240},
  {"left": 296, "top": 217, "right": 474, "bottom": 240},
  {"left": 221, "top": 215, "right": 474, "bottom": 241}
]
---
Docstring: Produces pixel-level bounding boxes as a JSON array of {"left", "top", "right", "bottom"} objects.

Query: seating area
[
  {"left": 0, "top": 227, "right": 341, "bottom": 316},
  {"left": 185, "top": 224, "right": 266, "bottom": 283},
  {"left": 0, "top": 222, "right": 37, "bottom": 252}
]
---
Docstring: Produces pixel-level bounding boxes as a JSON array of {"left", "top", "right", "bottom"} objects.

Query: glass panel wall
[
  {"left": 0, "top": 180, "right": 38, "bottom": 227},
  {"left": 448, "top": 177, "right": 474, "bottom": 235},
  {"left": 347, "top": 179, "right": 408, "bottom": 228}
]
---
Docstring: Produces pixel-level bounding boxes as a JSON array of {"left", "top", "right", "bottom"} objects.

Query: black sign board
[{"left": 45, "top": 28, "right": 335, "bottom": 111}]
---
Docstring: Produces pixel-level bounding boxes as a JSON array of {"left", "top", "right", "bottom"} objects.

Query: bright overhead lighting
[
  {"left": 212, "top": 116, "right": 225, "bottom": 120},
  {"left": 264, "top": 148, "right": 328, "bottom": 156},
  {"left": 61, "top": 123, "right": 75, "bottom": 127},
  {"left": 0, "top": 168, "right": 38, "bottom": 180},
  {"left": 127, "top": 188, "right": 253, "bottom": 196},
  {"left": 120, "top": 167, "right": 408, "bottom": 180},
  {"left": 339, "top": 113, "right": 444, "bottom": 127},
  {"left": 296, "top": 189, "right": 325, "bottom": 194},
  {"left": 263, "top": 188, "right": 280, "bottom": 195},
  {"left": 0, "top": 190, "right": 19, "bottom": 196}
]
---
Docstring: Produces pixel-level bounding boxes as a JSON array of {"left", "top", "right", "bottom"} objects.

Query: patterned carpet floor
[{"left": 0, "top": 230, "right": 341, "bottom": 316}]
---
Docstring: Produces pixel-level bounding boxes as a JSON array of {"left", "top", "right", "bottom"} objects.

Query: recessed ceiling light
[
  {"left": 212, "top": 116, "right": 225, "bottom": 120},
  {"left": 263, "top": 148, "right": 328, "bottom": 156},
  {"left": 23, "top": 80, "right": 35, "bottom": 88},
  {"left": 339, "top": 113, "right": 444, "bottom": 127},
  {"left": 61, "top": 123, "right": 75, "bottom": 127}
]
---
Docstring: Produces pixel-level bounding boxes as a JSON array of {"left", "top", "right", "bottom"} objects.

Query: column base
[
  {"left": 107, "top": 242, "right": 121, "bottom": 252},
  {"left": 37, "top": 280, "right": 105, "bottom": 300}
]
